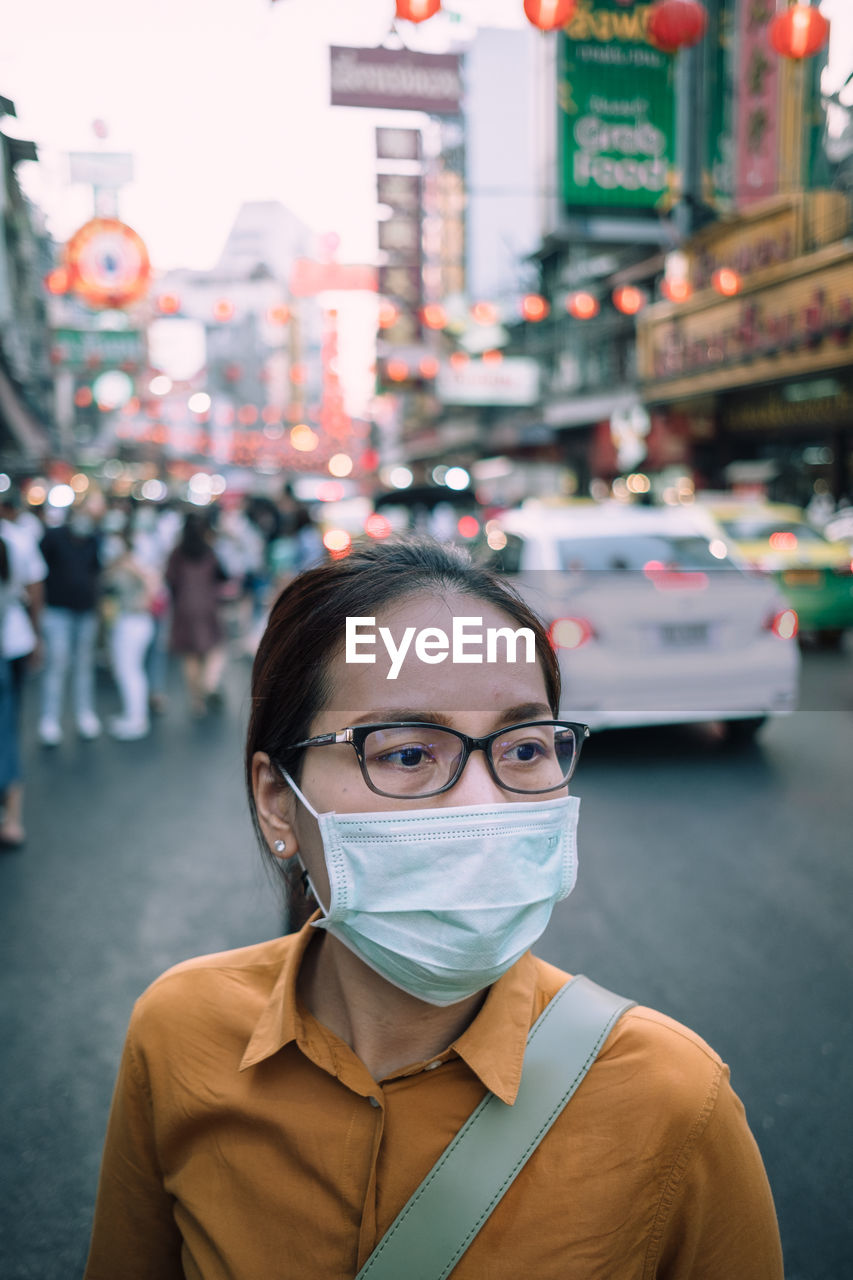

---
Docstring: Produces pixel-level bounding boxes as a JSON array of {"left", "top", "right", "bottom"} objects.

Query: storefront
[{"left": 637, "top": 193, "right": 853, "bottom": 503}]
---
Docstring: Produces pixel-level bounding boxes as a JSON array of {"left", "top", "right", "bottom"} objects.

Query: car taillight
[
  {"left": 549, "top": 617, "right": 593, "bottom": 650},
  {"left": 765, "top": 608, "right": 798, "bottom": 640}
]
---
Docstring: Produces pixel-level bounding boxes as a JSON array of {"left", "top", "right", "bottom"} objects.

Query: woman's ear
[{"left": 252, "top": 752, "right": 299, "bottom": 861}]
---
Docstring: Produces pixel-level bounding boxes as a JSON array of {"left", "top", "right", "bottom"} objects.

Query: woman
[
  {"left": 85, "top": 538, "right": 783, "bottom": 1279},
  {"left": 103, "top": 532, "right": 159, "bottom": 740},
  {"left": 165, "top": 512, "right": 228, "bottom": 716}
]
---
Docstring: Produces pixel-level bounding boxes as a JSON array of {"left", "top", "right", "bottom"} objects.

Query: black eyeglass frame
[{"left": 278, "top": 719, "right": 591, "bottom": 800}]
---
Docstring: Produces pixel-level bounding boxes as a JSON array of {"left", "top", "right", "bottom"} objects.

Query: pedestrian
[
  {"left": 131, "top": 501, "right": 177, "bottom": 716},
  {"left": 0, "top": 482, "right": 45, "bottom": 846},
  {"left": 102, "top": 532, "right": 158, "bottom": 740},
  {"left": 85, "top": 537, "right": 784, "bottom": 1279},
  {"left": 0, "top": 534, "right": 24, "bottom": 848},
  {"left": 38, "top": 496, "right": 103, "bottom": 745},
  {"left": 165, "top": 511, "right": 228, "bottom": 716}
]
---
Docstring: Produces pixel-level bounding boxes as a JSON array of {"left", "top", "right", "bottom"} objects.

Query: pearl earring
[{"left": 273, "top": 840, "right": 286, "bottom": 854}]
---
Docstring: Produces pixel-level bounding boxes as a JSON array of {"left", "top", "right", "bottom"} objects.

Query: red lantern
[
  {"left": 567, "top": 292, "right": 600, "bottom": 320},
  {"left": 422, "top": 303, "right": 448, "bottom": 330},
  {"left": 521, "top": 293, "right": 550, "bottom": 322},
  {"left": 711, "top": 267, "right": 742, "bottom": 297},
  {"left": 523, "top": 0, "right": 578, "bottom": 31},
  {"left": 661, "top": 277, "right": 693, "bottom": 303},
  {"left": 612, "top": 286, "right": 647, "bottom": 316},
  {"left": 769, "top": 5, "right": 830, "bottom": 60},
  {"left": 395, "top": 0, "right": 440, "bottom": 23},
  {"left": 647, "top": 0, "right": 708, "bottom": 52}
]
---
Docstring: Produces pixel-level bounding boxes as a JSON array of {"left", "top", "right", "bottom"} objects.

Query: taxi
[{"left": 700, "top": 500, "right": 853, "bottom": 644}]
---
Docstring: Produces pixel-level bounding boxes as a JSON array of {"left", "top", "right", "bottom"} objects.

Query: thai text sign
[
  {"left": 559, "top": 2, "right": 675, "bottom": 212},
  {"left": 638, "top": 251, "right": 853, "bottom": 399},
  {"left": 330, "top": 47, "right": 463, "bottom": 115}
]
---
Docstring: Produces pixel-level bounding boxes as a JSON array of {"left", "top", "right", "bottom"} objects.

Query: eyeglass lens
[{"left": 362, "top": 723, "right": 578, "bottom": 796}]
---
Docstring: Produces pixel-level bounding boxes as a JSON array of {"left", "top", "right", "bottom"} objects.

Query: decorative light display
[
  {"left": 212, "top": 299, "right": 235, "bottom": 322},
  {"left": 521, "top": 293, "right": 550, "bottom": 322},
  {"left": 378, "top": 299, "right": 400, "bottom": 329},
  {"left": 768, "top": 4, "right": 830, "bottom": 59},
  {"left": 64, "top": 218, "right": 151, "bottom": 309},
  {"left": 471, "top": 301, "right": 499, "bottom": 325},
  {"left": 421, "top": 303, "right": 448, "bottom": 330},
  {"left": 661, "top": 277, "right": 693, "bottom": 303},
  {"left": 711, "top": 267, "right": 742, "bottom": 297},
  {"left": 157, "top": 293, "right": 181, "bottom": 314},
  {"left": 567, "top": 291, "right": 600, "bottom": 319},
  {"left": 646, "top": 0, "right": 709, "bottom": 52},
  {"left": 612, "top": 286, "right": 647, "bottom": 316},
  {"left": 395, "top": 0, "right": 441, "bottom": 22},
  {"left": 523, "top": 0, "right": 578, "bottom": 31}
]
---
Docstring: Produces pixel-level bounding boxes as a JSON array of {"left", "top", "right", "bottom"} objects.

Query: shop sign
[
  {"left": 437, "top": 358, "right": 540, "bottom": 407},
  {"left": 639, "top": 255, "right": 853, "bottom": 395},
  {"left": 684, "top": 193, "right": 848, "bottom": 292},
  {"left": 329, "top": 47, "right": 463, "bottom": 115},
  {"left": 51, "top": 327, "right": 145, "bottom": 369},
  {"left": 733, "top": 0, "right": 779, "bottom": 208},
  {"left": 558, "top": 2, "right": 676, "bottom": 213}
]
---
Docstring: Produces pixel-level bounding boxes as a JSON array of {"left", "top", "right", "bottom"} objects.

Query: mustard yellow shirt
[{"left": 85, "top": 922, "right": 783, "bottom": 1279}]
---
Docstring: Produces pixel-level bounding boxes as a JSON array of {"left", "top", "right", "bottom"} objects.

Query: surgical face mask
[{"left": 280, "top": 769, "right": 579, "bottom": 1006}]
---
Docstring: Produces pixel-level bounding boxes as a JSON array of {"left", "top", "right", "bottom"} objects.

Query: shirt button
[{"left": 368, "top": 1095, "right": 381, "bottom": 1108}]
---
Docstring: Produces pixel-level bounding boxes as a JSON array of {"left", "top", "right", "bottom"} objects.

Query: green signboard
[
  {"left": 559, "top": 1, "right": 676, "bottom": 213},
  {"left": 51, "top": 327, "right": 145, "bottom": 370}
]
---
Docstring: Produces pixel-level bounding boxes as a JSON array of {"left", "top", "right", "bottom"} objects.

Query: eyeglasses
[{"left": 279, "top": 720, "right": 590, "bottom": 800}]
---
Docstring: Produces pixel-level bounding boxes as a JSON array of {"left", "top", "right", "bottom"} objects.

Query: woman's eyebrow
[
  {"left": 349, "top": 709, "right": 456, "bottom": 727},
  {"left": 347, "top": 703, "right": 554, "bottom": 730}
]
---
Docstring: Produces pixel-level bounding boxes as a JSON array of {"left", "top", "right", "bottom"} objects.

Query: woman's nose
[{"left": 439, "top": 748, "right": 506, "bottom": 808}]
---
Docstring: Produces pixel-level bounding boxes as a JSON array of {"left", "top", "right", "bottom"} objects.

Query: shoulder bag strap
[{"left": 355, "top": 975, "right": 636, "bottom": 1280}]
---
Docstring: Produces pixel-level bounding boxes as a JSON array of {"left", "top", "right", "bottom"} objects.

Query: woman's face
[{"left": 257, "top": 590, "right": 560, "bottom": 910}]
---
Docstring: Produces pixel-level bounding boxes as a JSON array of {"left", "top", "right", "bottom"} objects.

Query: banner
[
  {"left": 559, "top": 1, "right": 676, "bottom": 213},
  {"left": 330, "top": 47, "right": 462, "bottom": 114}
]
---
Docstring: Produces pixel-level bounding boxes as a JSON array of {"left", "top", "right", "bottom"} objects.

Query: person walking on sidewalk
[
  {"left": 0, "top": 483, "right": 45, "bottom": 846},
  {"left": 165, "top": 512, "right": 228, "bottom": 716},
  {"left": 103, "top": 532, "right": 159, "bottom": 741},
  {"left": 38, "top": 498, "right": 103, "bottom": 745}
]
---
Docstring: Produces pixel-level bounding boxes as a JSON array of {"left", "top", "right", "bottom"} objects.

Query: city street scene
[{"left": 1, "top": 0, "right": 852, "bottom": 1277}]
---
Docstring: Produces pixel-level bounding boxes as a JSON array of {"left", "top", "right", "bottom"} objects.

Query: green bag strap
[{"left": 355, "top": 975, "right": 636, "bottom": 1280}]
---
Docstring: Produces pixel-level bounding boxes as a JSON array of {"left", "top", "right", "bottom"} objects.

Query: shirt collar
[{"left": 240, "top": 916, "right": 539, "bottom": 1106}]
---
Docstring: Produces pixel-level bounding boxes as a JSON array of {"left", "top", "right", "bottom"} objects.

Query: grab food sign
[{"left": 559, "top": 0, "right": 677, "bottom": 212}]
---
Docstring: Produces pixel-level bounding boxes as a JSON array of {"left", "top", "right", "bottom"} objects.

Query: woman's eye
[
  {"left": 503, "top": 740, "right": 546, "bottom": 763},
  {"left": 377, "top": 746, "right": 433, "bottom": 768}
]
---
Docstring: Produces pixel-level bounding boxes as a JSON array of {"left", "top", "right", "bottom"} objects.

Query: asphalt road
[{"left": 1, "top": 643, "right": 851, "bottom": 1279}]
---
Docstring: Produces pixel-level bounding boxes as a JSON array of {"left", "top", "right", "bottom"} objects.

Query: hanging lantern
[
  {"left": 661, "top": 277, "right": 693, "bottom": 303},
  {"left": 378, "top": 299, "right": 400, "bottom": 329},
  {"left": 521, "top": 293, "right": 550, "bottom": 322},
  {"left": 523, "top": 0, "right": 578, "bottom": 31},
  {"left": 711, "top": 267, "right": 742, "bottom": 297},
  {"left": 768, "top": 5, "right": 830, "bottom": 60},
  {"left": 422, "top": 303, "right": 448, "bottom": 330},
  {"left": 612, "top": 286, "right": 647, "bottom": 316},
  {"left": 395, "top": 0, "right": 440, "bottom": 23},
  {"left": 471, "top": 301, "right": 499, "bottom": 325},
  {"left": 567, "top": 292, "right": 600, "bottom": 320},
  {"left": 646, "top": 0, "right": 708, "bottom": 53}
]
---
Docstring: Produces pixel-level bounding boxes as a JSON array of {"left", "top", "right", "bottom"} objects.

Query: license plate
[
  {"left": 660, "top": 623, "right": 709, "bottom": 647},
  {"left": 782, "top": 569, "right": 822, "bottom": 586}
]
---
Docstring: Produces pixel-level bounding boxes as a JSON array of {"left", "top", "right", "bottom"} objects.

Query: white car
[{"left": 480, "top": 503, "right": 800, "bottom": 741}]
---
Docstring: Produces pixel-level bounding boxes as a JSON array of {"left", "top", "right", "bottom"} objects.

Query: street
[{"left": 1, "top": 644, "right": 852, "bottom": 1279}]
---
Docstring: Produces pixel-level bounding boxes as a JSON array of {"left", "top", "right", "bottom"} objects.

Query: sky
[{"left": 1, "top": 0, "right": 851, "bottom": 277}]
